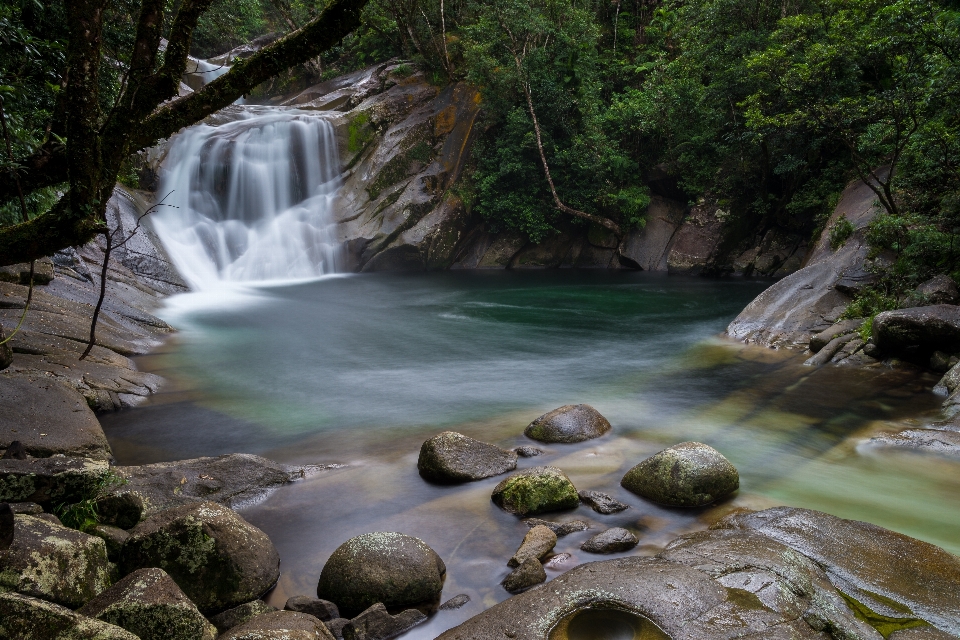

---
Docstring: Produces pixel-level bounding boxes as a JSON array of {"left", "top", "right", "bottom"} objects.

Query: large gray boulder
[
  {"left": 0, "top": 513, "right": 111, "bottom": 608},
  {"left": 316, "top": 532, "right": 446, "bottom": 618},
  {"left": 620, "top": 442, "right": 739, "bottom": 507},
  {"left": 0, "top": 456, "right": 109, "bottom": 506},
  {"left": 218, "top": 610, "right": 335, "bottom": 640},
  {"left": 491, "top": 466, "right": 580, "bottom": 516},
  {"left": 119, "top": 501, "right": 280, "bottom": 614},
  {"left": 417, "top": 431, "right": 517, "bottom": 483},
  {"left": 873, "top": 305, "right": 960, "bottom": 357},
  {"left": 523, "top": 404, "right": 611, "bottom": 444},
  {"left": 78, "top": 567, "right": 217, "bottom": 640},
  {"left": 0, "top": 592, "right": 139, "bottom": 640}
]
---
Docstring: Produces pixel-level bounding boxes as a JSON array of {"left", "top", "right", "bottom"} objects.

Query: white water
[{"left": 152, "top": 106, "right": 342, "bottom": 289}]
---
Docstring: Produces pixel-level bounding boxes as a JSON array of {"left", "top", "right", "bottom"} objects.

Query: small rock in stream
[
  {"left": 523, "top": 518, "right": 590, "bottom": 537},
  {"left": 580, "top": 527, "right": 639, "bottom": 554},
  {"left": 621, "top": 441, "right": 739, "bottom": 507},
  {"left": 286, "top": 595, "right": 340, "bottom": 621},
  {"left": 502, "top": 558, "right": 546, "bottom": 593},
  {"left": 578, "top": 489, "right": 629, "bottom": 514},
  {"left": 439, "top": 594, "right": 470, "bottom": 610},
  {"left": 492, "top": 466, "right": 579, "bottom": 516},
  {"left": 514, "top": 446, "right": 544, "bottom": 457},
  {"left": 523, "top": 404, "right": 612, "bottom": 443},
  {"left": 509, "top": 525, "right": 557, "bottom": 567},
  {"left": 417, "top": 431, "right": 517, "bottom": 483},
  {"left": 543, "top": 552, "right": 573, "bottom": 570}
]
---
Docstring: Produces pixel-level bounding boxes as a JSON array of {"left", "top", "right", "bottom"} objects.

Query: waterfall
[{"left": 151, "top": 106, "right": 342, "bottom": 289}]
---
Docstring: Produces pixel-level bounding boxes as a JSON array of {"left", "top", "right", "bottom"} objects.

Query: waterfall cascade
[{"left": 151, "top": 106, "right": 342, "bottom": 289}]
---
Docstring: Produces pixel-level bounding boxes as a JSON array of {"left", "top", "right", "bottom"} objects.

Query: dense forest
[{"left": 1, "top": 0, "right": 959, "bottom": 319}]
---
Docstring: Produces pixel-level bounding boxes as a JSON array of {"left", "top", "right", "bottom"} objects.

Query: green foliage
[
  {"left": 191, "top": 0, "right": 266, "bottom": 58},
  {"left": 347, "top": 112, "right": 373, "bottom": 154},
  {"left": 55, "top": 471, "right": 127, "bottom": 533},
  {"left": 842, "top": 288, "right": 899, "bottom": 321},
  {"left": 829, "top": 217, "right": 854, "bottom": 250}
]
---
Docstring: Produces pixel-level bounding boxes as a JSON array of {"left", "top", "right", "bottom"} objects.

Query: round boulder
[
  {"left": 491, "top": 466, "right": 579, "bottom": 516},
  {"left": 417, "top": 431, "right": 517, "bottom": 483},
  {"left": 316, "top": 532, "right": 445, "bottom": 618},
  {"left": 620, "top": 442, "right": 738, "bottom": 507},
  {"left": 523, "top": 404, "right": 611, "bottom": 443}
]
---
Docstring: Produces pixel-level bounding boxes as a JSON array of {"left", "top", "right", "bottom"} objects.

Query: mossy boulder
[
  {"left": 218, "top": 610, "right": 334, "bottom": 640},
  {"left": 417, "top": 431, "right": 517, "bottom": 483},
  {"left": 78, "top": 567, "right": 217, "bottom": 640},
  {"left": 119, "top": 501, "right": 280, "bottom": 614},
  {"left": 0, "top": 457, "right": 109, "bottom": 507},
  {"left": 873, "top": 305, "right": 960, "bottom": 358},
  {"left": 524, "top": 404, "right": 611, "bottom": 444},
  {"left": 316, "top": 532, "right": 445, "bottom": 618},
  {"left": 620, "top": 442, "right": 738, "bottom": 507},
  {"left": 0, "top": 592, "right": 138, "bottom": 640},
  {"left": 491, "top": 466, "right": 580, "bottom": 516},
  {"left": 0, "top": 513, "right": 112, "bottom": 608}
]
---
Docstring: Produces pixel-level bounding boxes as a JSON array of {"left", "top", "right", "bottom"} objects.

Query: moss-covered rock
[
  {"left": 210, "top": 599, "right": 277, "bottom": 634},
  {"left": 0, "top": 514, "right": 111, "bottom": 608},
  {"left": 620, "top": 442, "right": 738, "bottom": 507},
  {"left": 0, "top": 457, "right": 109, "bottom": 507},
  {"left": 119, "top": 501, "right": 280, "bottom": 614},
  {"left": 78, "top": 567, "right": 217, "bottom": 640},
  {"left": 316, "top": 532, "right": 445, "bottom": 618},
  {"left": 491, "top": 466, "right": 580, "bottom": 516},
  {"left": 417, "top": 431, "right": 517, "bottom": 483},
  {"left": 523, "top": 404, "right": 611, "bottom": 444},
  {"left": 218, "top": 610, "right": 334, "bottom": 640},
  {"left": 0, "top": 592, "right": 138, "bottom": 640}
]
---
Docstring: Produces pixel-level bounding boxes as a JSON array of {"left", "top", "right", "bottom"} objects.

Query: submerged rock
[
  {"left": 78, "top": 567, "right": 217, "bottom": 640},
  {"left": 120, "top": 501, "right": 280, "bottom": 614},
  {"left": 523, "top": 404, "right": 612, "bottom": 443},
  {"left": 285, "top": 595, "right": 339, "bottom": 621},
  {"left": 492, "top": 466, "right": 580, "bottom": 516},
  {"left": 578, "top": 489, "right": 629, "bottom": 514},
  {"left": 501, "top": 557, "right": 546, "bottom": 594},
  {"left": 417, "top": 431, "right": 517, "bottom": 483},
  {"left": 580, "top": 527, "right": 639, "bottom": 554},
  {"left": 620, "top": 441, "right": 739, "bottom": 507},
  {"left": 0, "top": 592, "right": 138, "bottom": 640},
  {"left": 219, "top": 610, "right": 334, "bottom": 640},
  {"left": 210, "top": 600, "right": 277, "bottom": 634},
  {"left": 873, "top": 305, "right": 960, "bottom": 358},
  {"left": 316, "top": 532, "right": 445, "bottom": 618},
  {"left": 0, "top": 513, "right": 111, "bottom": 608},
  {"left": 864, "top": 425, "right": 960, "bottom": 459},
  {"left": 509, "top": 525, "right": 557, "bottom": 567},
  {"left": 342, "top": 603, "right": 426, "bottom": 640}
]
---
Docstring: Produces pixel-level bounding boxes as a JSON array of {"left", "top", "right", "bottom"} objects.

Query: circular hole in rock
[{"left": 549, "top": 608, "right": 671, "bottom": 640}]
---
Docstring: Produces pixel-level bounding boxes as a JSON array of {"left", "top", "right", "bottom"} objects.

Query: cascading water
[{"left": 151, "top": 106, "right": 342, "bottom": 289}]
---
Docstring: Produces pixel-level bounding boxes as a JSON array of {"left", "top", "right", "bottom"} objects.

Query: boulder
[
  {"left": 120, "top": 501, "right": 280, "bottom": 614},
  {"left": 523, "top": 404, "right": 611, "bottom": 444},
  {"left": 0, "top": 513, "right": 111, "bottom": 608},
  {"left": 523, "top": 518, "right": 589, "bottom": 537},
  {"left": 873, "top": 305, "right": 960, "bottom": 358},
  {"left": 285, "top": 595, "right": 339, "bottom": 621},
  {"left": 210, "top": 600, "right": 277, "bottom": 634},
  {"left": 316, "top": 532, "right": 446, "bottom": 618},
  {"left": 620, "top": 442, "right": 739, "bottom": 507},
  {"left": 580, "top": 527, "right": 639, "bottom": 554},
  {"left": 0, "top": 592, "right": 138, "bottom": 640},
  {"left": 578, "top": 489, "right": 628, "bottom": 514},
  {"left": 417, "top": 431, "right": 517, "bottom": 483},
  {"left": 501, "top": 557, "right": 546, "bottom": 594},
  {"left": 0, "top": 456, "right": 109, "bottom": 506},
  {"left": 89, "top": 524, "right": 129, "bottom": 562},
  {"left": 492, "top": 466, "right": 580, "bottom": 516},
  {"left": 219, "top": 610, "right": 335, "bottom": 640},
  {"left": 916, "top": 275, "right": 960, "bottom": 305},
  {"left": 341, "top": 603, "right": 426, "bottom": 640},
  {"left": 509, "top": 525, "right": 557, "bottom": 567},
  {"left": 78, "top": 567, "right": 217, "bottom": 640}
]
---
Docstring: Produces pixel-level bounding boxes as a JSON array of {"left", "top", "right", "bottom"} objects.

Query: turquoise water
[{"left": 102, "top": 271, "right": 956, "bottom": 638}]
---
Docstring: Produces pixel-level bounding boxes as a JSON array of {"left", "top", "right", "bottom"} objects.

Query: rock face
[
  {"left": 523, "top": 404, "right": 611, "bottom": 444},
  {"left": 492, "top": 466, "right": 580, "bottom": 516},
  {"left": 620, "top": 442, "right": 739, "bottom": 507},
  {"left": 580, "top": 527, "right": 639, "bottom": 554},
  {"left": 873, "top": 305, "right": 960, "bottom": 358},
  {"left": 78, "top": 567, "right": 217, "bottom": 640},
  {"left": 120, "top": 501, "right": 281, "bottom": 614},
  {"left": 341, "top": 603, "right": 425, "bottom": 640},
  {"left": 0, "top": 456, "right": 109, "bottom": 506},
  {"left": 0, "top": 513, "right": 111, "bottom": 608},
  {"left": 417, "top": 431, "right": 517, "bottom": 483},
  {"left": 0, "top": 592, "right": 139, "bottom": 640},
  {"left": 501, "top": 557, "right": 547, "bottom": 594},
  {"left": 509, "top": 525, "right": 557, "bottom": 567},
  {"left": 219, "top": 610, "right": 334, "bottom": 640},
  {"left": 316, "top": 532, "right": 446, "bottom": 618}
]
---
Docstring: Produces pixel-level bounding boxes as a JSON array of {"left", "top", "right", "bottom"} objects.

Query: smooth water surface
[{"left": 102, "top": 271, "right": 957, "bottom": 638}]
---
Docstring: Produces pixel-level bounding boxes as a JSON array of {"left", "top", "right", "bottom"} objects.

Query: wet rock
[
  {"left": 1, "top": 440, "right": 27, "bottom": 459},
  {"left": 0, "top": 456, "right": 109, "bottom": 506},
  {"left": 0, "top": 513, "right": 111, "bottom": 608},
  {"left": 523, "top": 518, "right": 589, "bottom": 537},
  {"left": 219, "top": 610, "right": 334, "bottom": 640},
  {"left": 492, "top": 466, "right": 580, "bottom": 516},
  {"left": 0, "top": 377, "right": 112, "bottom": 460},
  {"left": 94, "top": 492, "right": 145, "bottom": 529},
  {"left": 342, "top": 603, "right": 426, "bottom": 640},
  {"left": 501, "top": 557, "right": 546, "bottom": 593},
  {"left": 810, "top": 318, "right": 863, "bottom": 353},
  {"left": 514, "top": 446, "right": 544, "bottom": 457},
  {"left": 439, "top": 594, "right": 470, "bottom": 610},
  {"left": 578, "top": 489, "right": 629, "bottom": 514},
  {"left": 316, "top": 532, "right": 446, "bottom": 618},
  {"left": 0, "top": 591, "right": 139, "bottom": 640},
  {"left": 916, "top": 275, "right": 960, "bottom": 305},
  {"left": 524, "top": 404, "right": 612, "bottom": 444},
  {"left": 580, "top": 527, "right": 639, "bottom": 554},
  {"left": 873, "top": 305, "right": 960, "bottom": 358},
  {"left": 286, "top": 595, "right": 340, "bottom": 621},
  {"left": 78, "top": 567, "right": 217, "bottom": 640},
  {"left": 621, "top": 442, "right": 739, "bottom": 507},
  {"left": 120, "top": 501, "right": 280, "bottom": 614},
  {"left": 417, "top": 431, "right": 517, "bottom": 483},
  {"left": 717, "top": 506, "right": 960, "bottom": 636},
  {"left": 509, "top": 525, "right": 557, "bottom": 567},
  {"left": 864, "top": 426, "right": 960, "bottom": 459},
  {"left": 210, "top": 599, "right": 277, "bottom": 634},
  {"left": 543, "top": 552, "right": 573, "bottom": 570},
  {"left": 89, "top": 524, "right": 129, "bottom": 561}
]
